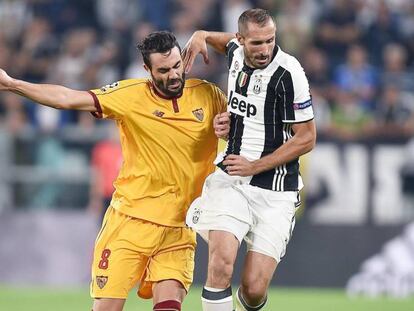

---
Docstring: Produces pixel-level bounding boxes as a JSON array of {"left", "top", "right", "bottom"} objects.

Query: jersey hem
[{"left": 282, "top": 117, "right": 314, "bottom": 124}]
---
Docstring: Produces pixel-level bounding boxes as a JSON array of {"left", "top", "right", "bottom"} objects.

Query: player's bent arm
[
  {"left": 251, "top": 120, "right": 316, "bottom": 174},
  {"left": 0, "top": 69, "right": 96, "bottom": 112},
  {"left": 183, "top": 31, "right": 235, "bottom": 73},
  {"left": 203, "top": 31, "right": 236, "bottom": 54}
]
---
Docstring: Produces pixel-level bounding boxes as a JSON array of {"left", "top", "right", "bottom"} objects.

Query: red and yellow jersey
[{"left": 89, "top": 79, "right": 226, "bottom": 227}]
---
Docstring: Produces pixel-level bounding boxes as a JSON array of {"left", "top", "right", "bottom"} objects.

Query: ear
[
  {"left": 143, "top": 64, "right": 150, "bottom": 73},
  {"left": 236, "top": 32, "right": 244, "bottom": 45}
]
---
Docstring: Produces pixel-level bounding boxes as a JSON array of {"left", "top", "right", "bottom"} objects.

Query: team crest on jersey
[
  {"left": 192, "top": 108, "right": 204, "bottom": 121},
  {"left": 96, "top": 276, "right": 108, "bottom": 289},
  {"left": 152, "top": 110, "right": 165, "bottom": 117},
  {"left": 192, "top": 208, "right": 201, "bottom": 224},
  {"left": 253, "top": 77, "right": 262, "bottom": 94},
  {"left": 100, "top": 82, "right": 119, "bottom": 92},
  {"left": 238, "top": 72, "right": 248, "bottom": 88}
]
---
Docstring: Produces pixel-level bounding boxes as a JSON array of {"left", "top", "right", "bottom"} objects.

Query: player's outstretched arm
[
  {"left": 182, "top": 30, "right": 235, "bottom": 73},
  {"left": 223, "top": 120, "right": 316, "bottom": 176},
  {"left": 0, "top": 68, "right": 96, "bottom": 112}
]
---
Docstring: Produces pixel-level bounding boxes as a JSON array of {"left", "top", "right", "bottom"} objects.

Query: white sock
[{"left": 201, "top": 286, "right": 233, "bottom": 311}]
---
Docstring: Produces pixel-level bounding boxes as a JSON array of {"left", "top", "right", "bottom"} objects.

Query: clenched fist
[{"left": 214, "top": 112, "right": 230, "bottom": 140}]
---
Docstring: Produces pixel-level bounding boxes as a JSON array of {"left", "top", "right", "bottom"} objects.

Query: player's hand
[
  {"left": 0, "top": 69, "right": 14, "bottom": 91},
  {"left": 223, "top": 154, "right": 257, "bottom": 176},
  {"left": 214, "top": 112, "right": 230, "bottom": 140},
  {"left": 182, "top": 30, "right": 209, "bottom": 74}
]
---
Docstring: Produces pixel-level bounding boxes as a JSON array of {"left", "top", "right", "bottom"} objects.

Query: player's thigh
[
  {"left": 92, "top": 298, "right": 125, "bottom": 311},
  {"left": 91, "top": 245, "right": 148, "bottom": 299},
  {"left": 241, "top": 251, "right": 277, "bottom": 292},
  {"left": 246, "top": 189, "right": 297, "bottom": 262},
  {"left": 208, "top": 230, "right": 239, "bottom": 264},
  {"left": 187, "top": 169, "right": 251, "bottom": 221},
  {"left": 187, "top": 170, "right": 251, "bottom": 242},
  {"left": 138, "top": 227, "right": 196, "bottom": 299},
  {"left": 152, "top": 279, "right": 187, "bottom": 305},
  {"left": 91, "top": 208, "right": 151, "bottom": 299}
]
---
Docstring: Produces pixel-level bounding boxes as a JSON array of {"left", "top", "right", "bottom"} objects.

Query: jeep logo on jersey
[{"left": 228, "top": 90, "right": 257, "bottom": 118}]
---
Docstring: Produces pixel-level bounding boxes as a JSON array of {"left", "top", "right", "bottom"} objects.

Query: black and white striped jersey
[{"left": 216, "top": 39, "right": 314, "bottom": 191}]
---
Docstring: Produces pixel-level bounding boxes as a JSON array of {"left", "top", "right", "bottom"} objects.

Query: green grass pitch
[{"left": 0, "top": 286, "right": 413, "bottom": 310}]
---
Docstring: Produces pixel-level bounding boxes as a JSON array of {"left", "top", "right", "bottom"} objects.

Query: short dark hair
[
  {"left": 137, "top": 31, "right": 181, "bottom": 68},
  {"left": 238, "top": 8, "right": 275, "bottom": 34}
]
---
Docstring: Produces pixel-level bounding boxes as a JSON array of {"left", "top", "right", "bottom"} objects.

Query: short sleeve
[
  {"left": 88, "top": 81, "right": 128, "bottom": 120},
  {"left": 281, "top": 60, "right": 314, "bottom": 123},
  {"left": 213, "top": 85, "right": 227, "bottom": 115},
  {"left": 225, "top": 39, "right": 240, "bottom": 69}
]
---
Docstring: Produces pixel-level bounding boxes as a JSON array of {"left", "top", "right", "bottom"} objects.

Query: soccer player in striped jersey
[
  {"left": 0, "top": 31, "right": 229, "bottom": 311},
  {"left": 183, "top": 8, "right": 316, "bottom": 311}
]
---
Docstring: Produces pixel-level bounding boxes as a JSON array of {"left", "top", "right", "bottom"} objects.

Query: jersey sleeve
[
  {"left": 225, "top": 38, "right": 240, "bottom": 69},
  {"left": 213, "top": 85, "right": 227, "bottom": 114},
  {"left": 281, "top": 60, "right": 314, "bottom": 123},
  {"left": 88, "top": 80, "right": 129, "bottom": 120}
]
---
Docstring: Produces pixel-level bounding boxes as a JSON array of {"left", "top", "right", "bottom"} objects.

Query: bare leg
[
  {"left": 202, "top": 230, "right": 239, "bottom": 311},
  {"left": 206, "top": 230, "right": 239, "bottom": 288},
  {"left": 92, "top": 298, "right": 125, "bottom": 311},
  {"left": 236, "top": 251, "right": 277, "bottom": 310},
  {"left": 152, "top": 279, "right": 186, "bottom": 304}
]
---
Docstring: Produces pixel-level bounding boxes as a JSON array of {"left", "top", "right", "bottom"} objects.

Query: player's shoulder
[
  {"left": 184, "top": 79, "right": 225, "bottom": 104},
  {"left": 119, "top": 78, "right": 148, "bottom": 86},
  {"left": 97, "top": 78, "right": 149, "bottom": 94},
  {"left": 184, "top": 78, "right": 219, "bottom": 92},
  {"left": 276, "top": 48, "right": 305, "bottom": 73},
  {"left": 226, "top": 38, "right": 240, "bottom": 49}
]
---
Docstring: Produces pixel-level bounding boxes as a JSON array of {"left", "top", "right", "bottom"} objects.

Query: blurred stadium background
[{"left": 1, "top": 0, "right": 414, "bottom": 310}]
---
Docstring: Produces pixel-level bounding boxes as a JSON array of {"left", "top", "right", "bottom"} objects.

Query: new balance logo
[
  {"left": 152, "top": 110, "right": 165, "bottom": 117},
  {"left": 228, "top": 90, "right": 257, "bottom": 118}
]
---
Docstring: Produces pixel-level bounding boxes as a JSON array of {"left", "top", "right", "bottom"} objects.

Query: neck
[{"left": 151, "top": 82, "right": 182, "bottom": 99}]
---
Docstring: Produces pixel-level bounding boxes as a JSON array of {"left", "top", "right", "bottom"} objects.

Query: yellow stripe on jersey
[{"left": 89, "top": 79, "right": 227, "bottom": 227}]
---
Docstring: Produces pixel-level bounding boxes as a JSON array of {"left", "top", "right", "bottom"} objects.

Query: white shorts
[{"left": 186, "top": 169, "right": 300, "bottom": 262}]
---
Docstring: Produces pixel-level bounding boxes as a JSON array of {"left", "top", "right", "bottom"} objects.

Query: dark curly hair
[{"left": 137, "top": 31, "right": 181, "bottom": 69}]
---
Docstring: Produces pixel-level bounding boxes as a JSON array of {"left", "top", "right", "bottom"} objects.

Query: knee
[
  {"left": 208, "top": 253, "right": 234, "bottom": 285},
  {"left": 241, "top": 280, "right": 267, "bottom": 305}
]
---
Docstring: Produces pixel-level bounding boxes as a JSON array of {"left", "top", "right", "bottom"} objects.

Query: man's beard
[{"left": 153, "top": 73, "right": 185, "bottom": 97}]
